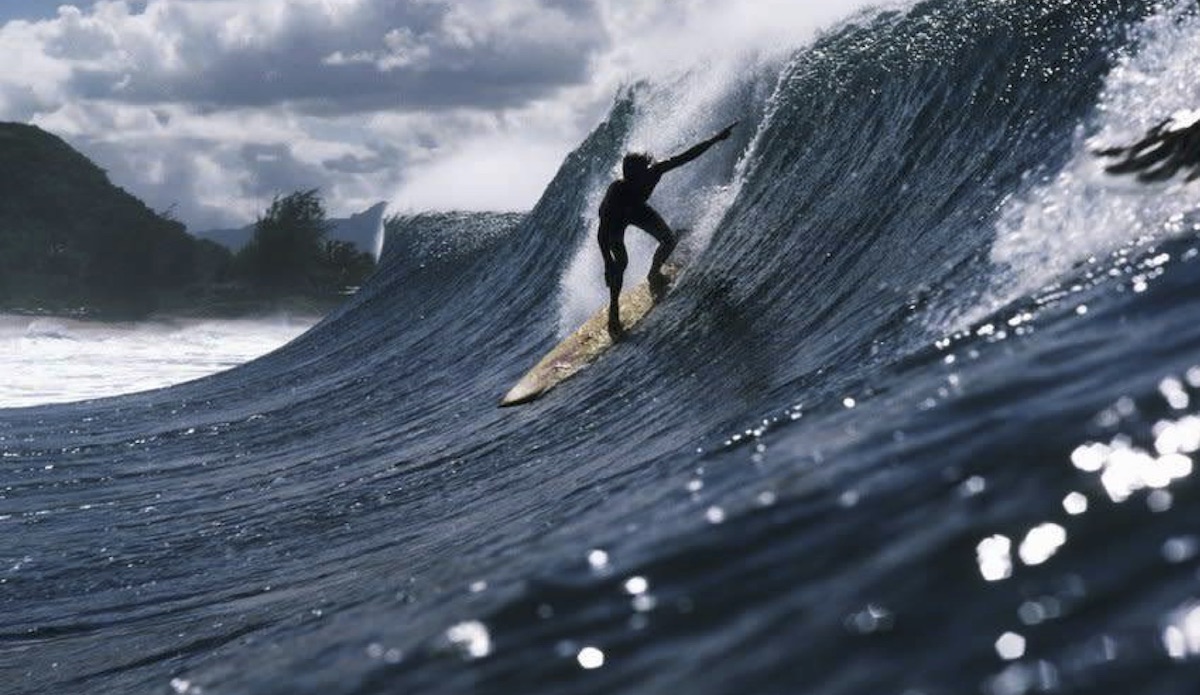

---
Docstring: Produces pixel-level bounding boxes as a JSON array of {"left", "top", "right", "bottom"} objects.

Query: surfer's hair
[{"left": 622, "top": 152, "right": 652, "bottom": 178}]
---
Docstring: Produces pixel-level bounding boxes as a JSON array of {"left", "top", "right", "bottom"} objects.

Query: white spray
[
  {"left": 978, "top": 1, "right": 1200, "bottom": 324},
  {"left": 556, "top": 1, "right": 899, "bottom": 336}
]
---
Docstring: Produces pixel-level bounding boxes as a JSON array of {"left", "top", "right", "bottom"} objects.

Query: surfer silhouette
[
  {"left": 1095, "top": 110, "right": 1200, "bottom": 183},
  {"left": 599, "top": 122, "right": 736, "bottom": 339}
]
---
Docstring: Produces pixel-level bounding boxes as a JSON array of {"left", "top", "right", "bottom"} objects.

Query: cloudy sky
[{"left": 0, "top": 1, "right": 876, "bottom": 230}]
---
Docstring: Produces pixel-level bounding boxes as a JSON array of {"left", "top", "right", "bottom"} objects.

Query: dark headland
[{"left": 0, "top": 122, "right": 378, "bottom": 321}]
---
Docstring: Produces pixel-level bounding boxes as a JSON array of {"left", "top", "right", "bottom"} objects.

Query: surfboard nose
[{"left": 500, "top": 383, "right": 539, "bottom": 407}]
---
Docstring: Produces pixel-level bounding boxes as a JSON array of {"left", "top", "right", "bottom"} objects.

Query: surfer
[
  {"left": 598, "top": 122, "right": 737, "bottom": 339},
  {"left": 1095, "top": 110, "right": 1200, "bottom": 183}
]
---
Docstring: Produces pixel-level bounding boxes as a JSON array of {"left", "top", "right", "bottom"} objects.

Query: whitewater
[
  {"left": 6, "top": 1, "right": 1200, "bottom": 694},
  {"left": 0, "top": 316, "right": 315, "bottom": 408}
]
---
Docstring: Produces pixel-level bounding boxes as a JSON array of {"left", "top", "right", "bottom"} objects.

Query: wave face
[{"left": 8, "top": 1, "right": 1200, "bottom": 693}]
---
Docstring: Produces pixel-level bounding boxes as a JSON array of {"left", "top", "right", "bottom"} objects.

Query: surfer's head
[{"left": 622, "top": 152, "right": 652, "bottom": 179}]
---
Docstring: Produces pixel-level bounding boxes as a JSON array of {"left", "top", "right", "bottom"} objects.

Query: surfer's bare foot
[
  {"left": 608, "top": 320, "right": 626, "bottom": 341},
  {"left": 648, "top": 271, "right": 669, "bottom": 299}
]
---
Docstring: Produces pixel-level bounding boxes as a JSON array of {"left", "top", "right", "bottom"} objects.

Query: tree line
[{"left": 234, "top": 188, "right": 377, "bottom": 296}]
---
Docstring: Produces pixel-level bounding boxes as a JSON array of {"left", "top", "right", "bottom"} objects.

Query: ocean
[{"left": 6, "top": 1, "right": 1200, "bottom": 693}]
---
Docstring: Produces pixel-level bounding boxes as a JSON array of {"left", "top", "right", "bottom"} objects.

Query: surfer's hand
[{"left": 716, "top": 122, "right": 737, "bottom": 141}]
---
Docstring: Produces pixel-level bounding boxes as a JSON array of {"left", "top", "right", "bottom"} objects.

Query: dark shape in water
[{"left": 1096, "top": 110, "right": 1200, "bottom": 182}]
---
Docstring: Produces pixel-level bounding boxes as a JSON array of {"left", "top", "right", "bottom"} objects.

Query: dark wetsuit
[
  {"left": 597, "top": 171, "right": 675, "bottom": 291},
  {"left": 596, "top": 125, "right": 734, "bottom": 336}
]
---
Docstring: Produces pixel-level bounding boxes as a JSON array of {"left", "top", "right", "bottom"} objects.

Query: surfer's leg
[
  {"left": 598, "top": 225, "right": 628, "bottom": 338},
  {"left": 631, "top": 204, "right": 675, "bottom": 295}
]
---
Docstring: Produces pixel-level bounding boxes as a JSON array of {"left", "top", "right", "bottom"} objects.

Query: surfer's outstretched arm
[{"left": 653, "top": 122, "right": 737, "bottom": 175}]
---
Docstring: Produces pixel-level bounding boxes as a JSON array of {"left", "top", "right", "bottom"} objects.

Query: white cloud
[
  {"left": 395, "top": 130, "right": 572, "bottom": 212},
  {"left": 0, "top": 0, "right": 884, "bottom": 229}
]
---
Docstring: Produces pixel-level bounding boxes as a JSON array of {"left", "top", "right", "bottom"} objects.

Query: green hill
[{"left": 0, "top": 123, "right": 231, "bottom": 318}]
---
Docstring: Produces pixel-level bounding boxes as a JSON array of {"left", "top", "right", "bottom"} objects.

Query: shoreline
[
  {"left": 0, "top": 292, "right": 349, "bottom": 324},
  {"left": 0, "top": 312, "right": 320, "bottom": 409}
]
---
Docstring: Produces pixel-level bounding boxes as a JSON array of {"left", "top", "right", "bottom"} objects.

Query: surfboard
[{"left": 499, "top": 262, "right": 682, "bottom": 407}]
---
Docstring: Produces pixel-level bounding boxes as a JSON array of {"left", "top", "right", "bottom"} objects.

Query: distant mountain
[
  {"left": 0, "top": 122, "right": 230, "bottom": 317},
  {"left": 0, "top": 122, "right": 379, "bottom": 319},
  {"left": 195, "top": 201, "right": 388, "bottom": 258}
]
